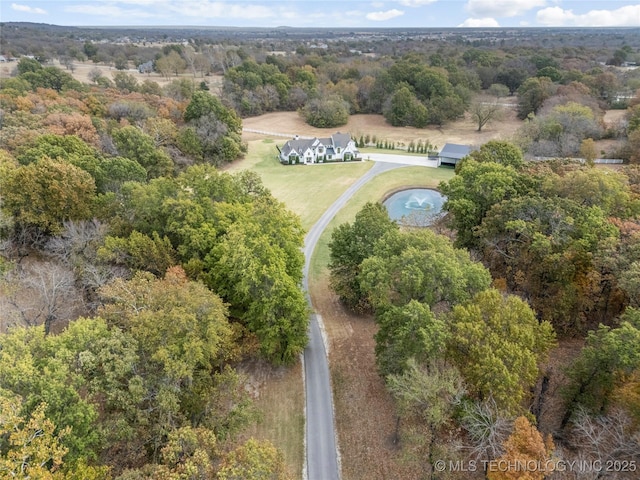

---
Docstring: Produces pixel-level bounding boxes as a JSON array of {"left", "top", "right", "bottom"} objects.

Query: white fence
[{"left": 242, "top": 128, "right": 314, "bottom": 139}]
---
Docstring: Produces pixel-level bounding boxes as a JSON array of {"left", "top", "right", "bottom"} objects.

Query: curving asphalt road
[{"left": 302, "top": 160, "right": 411, "bottom": 480}]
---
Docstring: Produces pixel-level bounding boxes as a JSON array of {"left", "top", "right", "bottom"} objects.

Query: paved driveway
[
  {"left": 302, "top": 161, "right": 414, "bottom": 480},
  {"left": 361, "top": 153, "right": 440, "bottom": 167}
]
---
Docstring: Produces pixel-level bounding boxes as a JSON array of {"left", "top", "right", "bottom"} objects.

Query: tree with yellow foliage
[{"left": 487, "top": 416, "right": 555, "bottom": 480}]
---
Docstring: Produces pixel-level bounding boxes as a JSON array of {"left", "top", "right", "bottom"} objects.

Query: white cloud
[
  {"left": 396, "top": 0, "right": 438, "bottom": 6},
  {"left": 371, "top": 1, "right": 385, "bottom": 7},
  {"left": 458, "top": 17, "right": 500, "bottom": 28},
  {"left": 466, "top": 0, "right": 546, "bottom": 18},
  {"left": 366, "top": 9, "right": 404, "bottom": 21},
  {"left": 11, "top": 3, "right": 47, "bottom": 14},
  {"left": 537, "top": 5, "right": 640, "bottom": 27}
]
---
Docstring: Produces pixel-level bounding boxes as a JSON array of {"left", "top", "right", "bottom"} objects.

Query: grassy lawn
[
  {"left": 308, "top": 166, "right": 455, "bottom": 281},
  {"left": 241, "top": 362, "right": 305, "bottom": 478},
  {"left": 228, "top": 138, "right": 373, "bottom": 230}
]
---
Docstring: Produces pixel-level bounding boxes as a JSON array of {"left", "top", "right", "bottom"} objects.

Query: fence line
[
  {"left": 532, "top": 156, "right": 624, "bottom": 164},
  {"left": 242, "top": 128, "right": 314, "bottom": 139}
]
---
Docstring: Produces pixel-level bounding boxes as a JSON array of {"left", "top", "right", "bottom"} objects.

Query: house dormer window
[{"left": 337, "top": 148, "right": 341, "bottom": 154}]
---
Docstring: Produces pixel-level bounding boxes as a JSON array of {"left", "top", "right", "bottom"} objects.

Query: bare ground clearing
[{"left": 242, "top": 108, "right": 522, "bottom": 148}]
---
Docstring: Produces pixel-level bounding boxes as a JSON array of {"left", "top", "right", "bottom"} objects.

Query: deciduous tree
[
  {"left": 487, "top": 416, "right": 555, "bottom": 480},
  {"left": 0, "top": 158, "right": 96, "bottom": 236},
  {"left": 448, "top": 289, "right": 556, "bottom": 414},
  {"left": 329, "top": 202, "right": 398, "bottom": 312}
]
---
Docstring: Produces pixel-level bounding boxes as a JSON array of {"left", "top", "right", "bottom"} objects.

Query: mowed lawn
[
  {"left": 227, "top": 138, "right": 373, "bottom": 230},
  {"left": 227, "top": 137, "right": 454, "bottom": 478},
  {"left": 309, "top": 165, "right": 456, "bottom": 280}
]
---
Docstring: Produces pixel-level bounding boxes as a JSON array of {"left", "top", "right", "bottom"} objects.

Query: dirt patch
[
  {"left": 242, "top": 108, "right": 522, "bottom": 148},
  {"left": 311, "top": 275, "right": 423, "bottom": 480}
]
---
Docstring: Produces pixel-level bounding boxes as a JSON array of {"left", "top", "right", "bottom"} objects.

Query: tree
[
  {"left": 562, "top": 308, "right": 640, "bottom": 423},
  {"left": 579, "top": 138, "right": 598, "bottom": 165},
  {"left": 470, "top": 100, "right": 503, "bottom": 132},
  {"left": 111, "top": 72, "right": 139, "bottom": 93},
  {"left": 476, "top": 195, "right": 620, "bottom": 333},
  {"left": 488, "top": 83, "right": 510, "bottom": 98},
  {"left": 383, "top": 85, "right": 428, "bottom": 128},
  {"left": 112, "top": 125, "right": 174, "bottom": 179},
  {"left": 520, "top": 101, "right": 603, "bottom": 158},
  {"left": 182, "top": 91, "right": 244, "bottom": 165},
  {"left": 375, "top": 300, "right": 448, "bottom": 377},
  {"left": 1, "top": 261, "right": 81, "bottom": 333},
  {"left": 328, "top": 202, "right": 398, "bottom": 312},
  {"left": 496, "top": 68, "right": 528, "bottom": 95},
  {"left": 217, "top": 438, "right": 292, "bottom": 480},
  {"left": 205, "top": 209, "right": 308, "bottom": 364},
  {"left": 98, "top": 267, "right": 251, "bottom": 455},
  {"left": 448, "top": 289, "right": 556, "bottom": 414},
  {"left": 439, "top": 159, "right": 528, "bottom": 248},
  {"left": 387, "top": 359, "right": 465, "bottom": 478},
  {"left": 517, "top": 77, "right": 555, "bottom": 119},
  {"left": 0, "top": 326, "right": 101, "bottom": 462},
  {"left": 467, "top": 140, "right": 524, "bottom": 169},
  {"left": 155, "top": 50, "right": 187, "bottom": 77},
  {"left": 461, "top": 398, "right": 513, "bottom": 462},
  {"left": 300, "top": 95, "right": 350, "bottom": 128},
  {"left": 98, "top": 230, "right": 176, "bottom": 276},
  {"left": 0, "top": 394, "right": 70, "bottom": 479},
  {"left": 360, "top": 229, "right": 492, "bottom": 311},
  {"left": 0, "top": 158, "right": 96, "bottom": 236},
  {"left": 487, "top": 416, "right": 555, "bottom": 480}
]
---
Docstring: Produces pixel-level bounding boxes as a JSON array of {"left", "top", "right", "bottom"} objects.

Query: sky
[{"left": 2, "top": 1, "right": 640, "bottom": 29}]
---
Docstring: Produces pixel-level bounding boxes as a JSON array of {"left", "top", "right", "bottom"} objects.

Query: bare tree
[
  {"left": 461, "top": 397, "right": 513, "bottom": 462},
  {"left": 569, "top": 408, "right": 640, "bottom": 465},
  {"left": 46, "top": 219, "right": 125, "bottom": 309},
  {"left": 470, "top": 100, "right": 504, "bottom": 132},
  {"left": 2, "top": 261, "right": 82, "bottom": 333},
  {"left": 88, "top": 67, "right": 103, "bottom": 83}
]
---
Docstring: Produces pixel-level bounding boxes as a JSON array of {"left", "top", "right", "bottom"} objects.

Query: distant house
[
  {"left": 137, "top": 60, "right": 154, "bottom": 74},
  {"left": 0, "top": 55, "right": 6, "bottom": 63},
  {"left": 438, "top": 143, "right": 472, "bottom": 166},
  {"left": 277, "top": 132, "right": 360, "bottom": 165}
]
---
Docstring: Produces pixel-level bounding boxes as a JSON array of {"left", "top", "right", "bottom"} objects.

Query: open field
[
  {"left": 0, "top": 59, "right": 224, "bottom": 90},
  {"left": 242, "top": 107, "right": 522, "bottom": 149}
]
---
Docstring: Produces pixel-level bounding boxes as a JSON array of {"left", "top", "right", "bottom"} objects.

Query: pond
[{"left": 383, "top": 188, "right": 446, "bottom": 226}]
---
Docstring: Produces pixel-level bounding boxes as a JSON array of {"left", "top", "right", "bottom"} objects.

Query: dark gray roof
[
  {"left": 332, "top": 132, "right": 351, "bottom": 149},
  {"left": 439, "top": 143, "right": 472, "bottom": 159},
  {"left": 281, "top": 133, "right": 353, "bottom": 156},
  {"left": 282, "top": 138, "right": 315, "bottom": 156}
]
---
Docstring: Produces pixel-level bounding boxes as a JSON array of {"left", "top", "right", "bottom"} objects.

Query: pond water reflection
[{"left": 382, "top": 188, "right": 446, "bottom": 226}]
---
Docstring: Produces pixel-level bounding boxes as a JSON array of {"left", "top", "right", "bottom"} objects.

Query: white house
[{"left": 278, "top": 132, "right": 360, "bottom": 165}]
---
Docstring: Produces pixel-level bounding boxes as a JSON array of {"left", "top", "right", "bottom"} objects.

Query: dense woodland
[
  {"left": 329, "top": 148, "right": 640, "bottom": 477},
  {"left": 1, "top": 23, "right": 640, "bottom": 479}
]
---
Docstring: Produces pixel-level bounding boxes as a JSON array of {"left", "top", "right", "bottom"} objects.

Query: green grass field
[
  {"left": 308, "top": 166, "right": 455, "bottom": 281},
  {"left": 228, "top": 138, "right": 373, "bottom": 230},
  {"left": 228, "top": 138, "right": 454, "bottom": 477}
]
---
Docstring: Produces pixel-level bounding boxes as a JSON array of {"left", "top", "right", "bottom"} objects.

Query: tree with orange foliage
[{"left": 487, "top": 416, "right": 555, "bottom": 480}]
